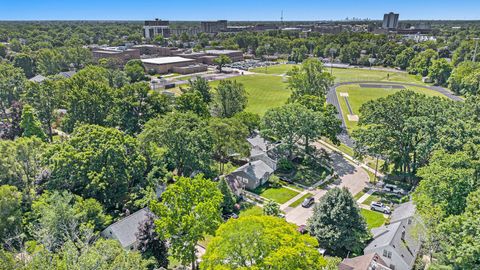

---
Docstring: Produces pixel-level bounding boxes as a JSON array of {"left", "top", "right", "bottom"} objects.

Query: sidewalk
[{"left": 357, "top": 189, "right": 375, "bottom": 204}]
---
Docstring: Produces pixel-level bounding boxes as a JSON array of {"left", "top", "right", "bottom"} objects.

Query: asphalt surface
[{"left": 326, "top": 81, "right": 464, "bottom": 147}]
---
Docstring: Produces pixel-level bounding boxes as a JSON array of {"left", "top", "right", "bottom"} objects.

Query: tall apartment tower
[
  {"left": 143, "top": 19, "right": 171, "bottom": 39},
  {"left": 201, "top": 20, "right": 228, "bottom": 33},
  {"left": 382, "top": 12, "right": 399, "bottom": 29}
]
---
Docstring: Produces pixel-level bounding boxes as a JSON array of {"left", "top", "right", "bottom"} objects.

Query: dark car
[
  {"left": 301, "top": 197, "right": 315, "bottom": 208},
  {"left": 297, "top": 225, "right": 308, "bottom": 234}
]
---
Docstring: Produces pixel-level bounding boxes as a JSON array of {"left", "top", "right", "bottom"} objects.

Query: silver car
[{"left": 370, "top": 202, "right": 391, "bottom": 214}]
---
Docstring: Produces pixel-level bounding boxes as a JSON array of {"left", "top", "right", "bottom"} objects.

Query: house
[
  {"left": 339, "top": 253, "right": 391, "bottom": 270},
  {"left": 225, "top": 134, "right": 278, "bottom": 195},
  {"left": 227, "top": 160, "right": 274, "bottom": 192},
  {"left": 363, "top": 202, "right": 421, "bottom": 270},
  {"left": 28, "top": 74, "right": 46, "bottom": 83},
  {"left": 101, "top": 208, "right": 152, "bottom": 250}
]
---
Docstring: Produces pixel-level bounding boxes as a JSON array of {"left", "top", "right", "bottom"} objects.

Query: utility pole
[{"left": 473, "top": 38, "right": 480, "bottom": 62}]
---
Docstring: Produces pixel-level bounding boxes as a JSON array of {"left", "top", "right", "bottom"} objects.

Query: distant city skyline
[{"left": 1, "top": 0, "right": 479, "bottom": 21}]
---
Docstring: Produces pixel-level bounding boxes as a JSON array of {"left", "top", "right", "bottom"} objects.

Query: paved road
[
  {"left": 327, "top": 81, "right": 464, "bottom": 147},
  {"left": 285, "top": 142, "right": 369, "bottom": 226}
]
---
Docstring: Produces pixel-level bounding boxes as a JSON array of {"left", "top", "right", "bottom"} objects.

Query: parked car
[
  {"left": 383, "top": 184, "right": 406, "bottom": 195},
  {"left": 297, "top": 225, "right": 308, "bottom": 234},
  {"left": 370, "top": 202, "right": 391, "bottom": 214},
  {"left": 222, "top": 213, "right": 238, "bottom": 220},
  {"left": 301, "top": 197, "right": 315, "bottom": 208}
]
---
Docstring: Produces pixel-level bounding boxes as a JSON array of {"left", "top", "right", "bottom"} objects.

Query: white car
[
  {"left": 383, "top": 184, "right": 406, "bottom": 195},
  {"left": 370, "top": 202, "right": 391, "bottom": 214}
]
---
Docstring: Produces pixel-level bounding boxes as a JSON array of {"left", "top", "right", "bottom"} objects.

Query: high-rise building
[
  {"left": 382, "top": 12, "right": 399, "bottom": 30},
  {"left": 201, "top": 20, "right": 228, "bottom": 33},
  {"left": 143, "top": 19, "right": 170, "bottom": 39}
]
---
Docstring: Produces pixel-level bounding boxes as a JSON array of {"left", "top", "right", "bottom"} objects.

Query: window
[
  {"left": 408, "top": 218, "right": 412, "bottom": 225},
  {"left": 389, "top": 264, "right": 395, "bottom": 270},
  {"left": 388, "top": 251, "right": 392, "bottom": 258},
  {"left": 383, "top": 250, "right": 388, "bottom": 257}
]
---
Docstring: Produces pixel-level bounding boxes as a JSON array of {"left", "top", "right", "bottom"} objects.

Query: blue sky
[{"left": 1, "top": 0, "right": 479, "bottom": 21}]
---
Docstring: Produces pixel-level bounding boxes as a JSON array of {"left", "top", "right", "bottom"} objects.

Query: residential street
[{"left": 284, "top": 142, "right": 369, "bottom": 226}]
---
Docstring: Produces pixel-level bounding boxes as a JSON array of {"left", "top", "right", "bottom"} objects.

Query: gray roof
[
  {"left": 233, "top": 160, "right": 274, "bottom": 181},
  {"left": 102, "top": 208, "right": 151, "bottom": 248},
  {"left": 247, "top": 134, "right": 268, "bottom": 152},
  {"left": 57, "top": 71, "right": 76, "bottom": 79},
  {"left": 29, "top": 74, "right": 46, "bottom": 83},
  {"left": 390, "top": 201, "right": 416, "bottom": 223}
]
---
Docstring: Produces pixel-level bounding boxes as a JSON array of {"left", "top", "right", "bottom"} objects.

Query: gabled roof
[
  {"left": 102, "top": 208, "right": 151, "bottom": 248},
  {"left": 390, "top": 201, "right": 416, "bottom": 223},
  {"left": 247, "top": 134, "right": 268, "bottom": 152},
  {"left": 29, "top": 74, "right": 46, "bottom": 83},
  {"left": 232, "top": 160, "right": 274, "bottom": 181},
  {"left": 339, "top": 253, "right": 391, "bottom": 270},
  {"left": 57, "top": 71, "right": 76, "bottom": 79}
]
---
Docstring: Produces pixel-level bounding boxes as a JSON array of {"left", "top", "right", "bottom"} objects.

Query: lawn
[
  {"left": 239, "top": 205, "right": 263, "bottom": 217},
  {"left": 353, "top": 191, "right": 366, "bottom": 201},
  {"left": 250, "top": 64, "right": 298, "bottom": 75},
  {"left": 288, "top": 193, "right": 313, "bottom": 208},
  {"left": 362, "top": 193, "right": 382, "bottom": 206},
  {"left": 336, "top": 84, "right": 447, "bottom": 133},
  {"left": 209, "top": 74, "right": 291, "bottom": 116},
  {"left": 252, "top": 184, "right": 300, "bottom": 204},
  {"left": 332, "top": 68, "right": 424, "bottom": 84},
  {"left": 361, "top": 209, "right": 386, "bottom": 229}
]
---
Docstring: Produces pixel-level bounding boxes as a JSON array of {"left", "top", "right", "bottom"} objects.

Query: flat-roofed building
[
  {"left": 205, "top": 49, "right": 244, "bottom": 62},
  {"left": 141, "top": 56, "right": 206, "bottom": 74},
  {"left": 132, "top": 44, "right": 172, "bottom": 57},
  {"left": 92, "top": 47, "right": 140, "bottom": 66},
  {"left": 201, "top": 20, "right": 228, "bottom": 33},
  {"left": 144, "top": 19, "right": 170, "bottom": 39}
]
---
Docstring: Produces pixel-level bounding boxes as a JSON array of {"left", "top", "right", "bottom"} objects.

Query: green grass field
[
  {"left": 288, "top": 193, "right": 313, "bottom": 208},
  {"left": 250, "top": 64, "right": 298, "bottom": 75},
  {"left": 210, "top": 74, "right": 291, "bottom": 116},
  {"left": 253, "top": 185, "right": 300, "bottom": 204},
  {"left": 332, "top": 68, "right": 424, "bottom": 84},
  {"left": 336, "top": 84, "right": 447, "bottom": 133},
  {"left": 361, "top": 209, "right": 386, "bottom": 229}
]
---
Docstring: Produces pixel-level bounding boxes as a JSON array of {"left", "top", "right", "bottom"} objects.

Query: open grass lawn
[
  {"left": 353, "top": 191, "right": 366, "bottom": 201},
  {"left": 239, "top": 205, "right": 263, "bottom": 217},
  {"left": 253, "top": 184, "right": 300, "bottom": 204},
  {"left": 361, "top": 209, "right": 386, "bottom": 229},
  {"left": 209, "top": 74, "right": 291, "bottom": 116},
  {"left": 362, "top": 193, "right": 382, "bottom": 206},
  {"left": 332, "top": 68, "right": 424, "bottom": 84},
  {"left": 336, "top": 84, "right": 447, "bottom": 133},
  {"left": 289, "top": 193, "right": 313, "bottom": 208},
  {"left": 250, "top": 64, "right": 298, "bottom": 75}
]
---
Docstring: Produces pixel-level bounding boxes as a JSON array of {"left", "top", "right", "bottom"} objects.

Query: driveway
[{"left": 285, "top": 142, "right": 369, "bottom": 226}]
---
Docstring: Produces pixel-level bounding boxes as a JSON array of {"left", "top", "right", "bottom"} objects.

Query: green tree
[
  {"left": 29, "top": 191, "right": 111, "bottom": 251},
  {"left": 110, "top": 82, "right": 171, "bottom": 135},
  {"left": 209, "top": 117, "right": 250, "bottom": 174},
  {"left": 175, "top": 91, "right": 210, "bottom": 117},
  {"left": 212, "top": 80, "right": 248, "bottom": 118},
  {"left": 287, "top": 58, "right": 333, "bottom": 102},
  {"left": 124, "top": 59, "right": 146, "bottom": 82},
  {"left": 428, "top": 58, "right": 453, "bottom": 86},
  {"left": 0, "top": 62, "right": 26, "bottom": 139},
  {"left": 233, "top": 111, "right": 260, "bottom": 135},
  {"left": 45, "top": 124, "right": 146, "bottom": 209},
  {"left": 307, "top": 187, "right": 369, "bottom": 256},
  {"left": 288, "top": 45, "right": 308, "bottom": 63},
  {"left": 9, "top": 39, "right": 22, "bottom": 52},
  {"left": 202, "top": 215, "right": 328, "bottom": 269},
  {"left": 0, "top": 137, "right": 45, "bottom": 192},
  {"left": 218, "top": 177, "right": 237, "bottom": 214},
  {"left": 448, "top": 61, "right": 479, "bottom": 95},
  {"left": 394, "top": 47, "right": 415, "bottom": 70},
  {"left": 353, "top": 91, "right": 450, "bottom": 179},
  {"left": 65, "top": 46, "right": 92, "bottom": 69},
  {"left": 184, "top": 77, "right": 212, "bottom": 103},
  {"left": 263, "top": 200, "right": 280, "bottom": 216},
  {"left": 213, "top": 54, "right": 232, "bottom": 73},
  {"left": 13, "top": 53, "right": 36, "bottom": 78},
  {"left": 136, "top": 212, "right": 169, "bottom": 268},
  {"left": 36, "top": 48, "right": 63, "bottom": 76},
  {"left": 153, "top": 34, "right": 165, "bottom": 46},
  {"left": 20, "top": 104, "right": 47, "bottom": 141},
  {"left": 407, "top": 49, "right": 438, "bottom": 76},
  {"left": 0, "top": 185, "right": 23, "bottom": 243},
  {"left": 0, "top": 43, "right": 6, "bottom": 58},
  {"left": 151, "top": 175, "right": 223, "bottom": 270},
  {"left": 23, "top": 80, "right": 62, "bottom": 141},
  {"left": 140, "top": 112, "right": 213, "bottom": 176}
]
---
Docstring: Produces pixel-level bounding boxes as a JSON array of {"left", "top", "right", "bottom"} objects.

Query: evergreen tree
[
  {"left": 136, "top": 212, "right": 169, "bottom": 268},
  {"left": 20, "top": 104, "right": 47, "bottom": 141},
  {"left": 218, "top": 177, "right": 236, "bottom": 214}
]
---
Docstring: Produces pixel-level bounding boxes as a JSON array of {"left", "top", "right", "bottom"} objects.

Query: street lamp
[{"left": 329, "top": 48, "right": 337, "bottom": 75}]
